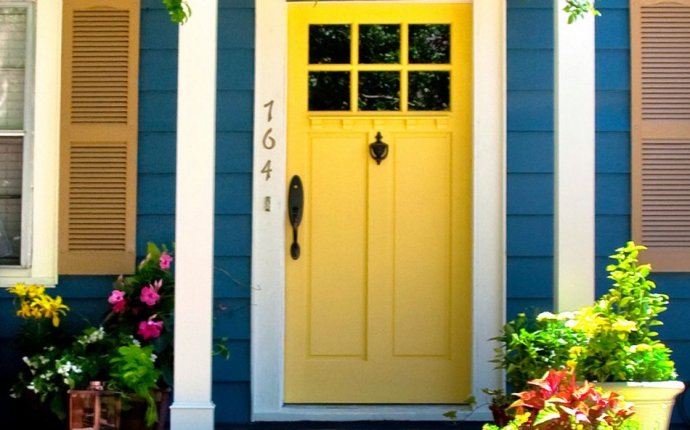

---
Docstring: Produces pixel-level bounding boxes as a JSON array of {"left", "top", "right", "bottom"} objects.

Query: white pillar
[
  {"left": 171, "top": 1, "right": 217, "bottom": 429},
  {"left": 554, "top": 3, "right": 596, "bottom": 311},
  {"left": 472, "top": 0, "right": 506, "bottom": 408}
]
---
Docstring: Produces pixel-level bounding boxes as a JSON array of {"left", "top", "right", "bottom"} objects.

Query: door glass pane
[
  {"left": 0, "top": 136, "right": 22, "bottom": 265},
  {"left": 358, "top": 72, "right": 400, "bottom": 111},
  {"left": 359, "top": 24, "right": 400, "bottom": 64},
  {"left": 408, "top": 72, "right": 450, "bottom": 111},
  {"left": 310, "top": 25, "right": 351, "bottom": 64},
  {"left": 309, "top": 72, "right": 350, "bottom": 111},
  {"left": 409, "top": 24, "right": 450, "bottom": 64}
]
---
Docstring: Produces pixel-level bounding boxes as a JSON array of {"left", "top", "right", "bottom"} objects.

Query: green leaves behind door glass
[
  {"left": 409, "top": 24, "right": 450, "bottom": 64},
  {"left": 358, "top": 72, "right": 400, "bottom": 111},
  {"left": 309, "top": 72, "right": 351, "bottom": 111},
  {"left": 359, "top": 24, "right": 400, "bottom": 64},
  {"left": 309, "top": 25, "right": 351, "bottom": 64},
  {"left": 408, "top": 72, "right": 450, "bottom": 111}
]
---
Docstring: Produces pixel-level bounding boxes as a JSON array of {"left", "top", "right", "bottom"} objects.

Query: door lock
[{"left": 288, "top": 175, "right": 304, "bottom": 260}]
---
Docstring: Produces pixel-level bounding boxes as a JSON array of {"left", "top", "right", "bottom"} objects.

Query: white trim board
[{"left": 251, "top": 0, "right": 506, "bottom": 421}]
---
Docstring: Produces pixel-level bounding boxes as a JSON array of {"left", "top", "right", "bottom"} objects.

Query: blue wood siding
[
  {"left": 506, "top": 0, "right": 554, "bottom": 319},
  {"left": 214, "top": 0, "right": 254, "bottom": 422},
  {"left": 0, "top": 0, "right": 254, "bottom": 425},
  {"left": 596, "top": 2, "right": 690, "bottom": 424}
]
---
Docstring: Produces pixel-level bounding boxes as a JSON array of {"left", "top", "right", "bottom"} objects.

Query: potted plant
[
  {"left": 490, "top": 242, "right": 684, "bottom": 429},
  {"left": 482, "top": 368, "right": 638, "bottom": 429},
  {"left": 7, "top": 243, "right": 175, "bottom": 429}
]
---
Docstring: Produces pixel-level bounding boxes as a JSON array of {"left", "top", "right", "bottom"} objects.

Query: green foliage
[
  {"left": 492, "top": 311, "right": 586, "bottom": 391},
  {"left": 563, "top": 0, "right": 601, "bottom": 23},
  {"left": 572, "top": 242, "right": 676, "bottom": 382},
  {"left": 161, "top": 0, "right": 191, "bottom": 24},
  {"left": 492, "top": 241, "right": 676, "bottom": 400},
  {"left": 109, "top": 344, "right": 161, "bottom": 426},
  {"left": 484, "top": 369, "right": 638, "bottom": 430}
]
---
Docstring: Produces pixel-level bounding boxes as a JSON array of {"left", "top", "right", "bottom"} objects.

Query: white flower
[
  {"left": 132, "top": 339, "right": 141, "bottom": 347},
  {"left": 537, "top": 311, "right": 556, "bottom": 321},
  {"left": 150, "top": 353, "right": 158, "bottom": 363}
]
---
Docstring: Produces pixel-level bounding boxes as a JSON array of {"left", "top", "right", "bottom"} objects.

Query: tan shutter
[
  {"left": 632, "top": 0, "right": 690, "bottom": 271},
  {"left": 59, "top": 0, "right": 140, "bottom": 274}
]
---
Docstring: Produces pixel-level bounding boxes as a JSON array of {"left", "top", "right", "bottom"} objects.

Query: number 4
[{"left": 261, "top": 160, "right": 272, "bottom": 181}]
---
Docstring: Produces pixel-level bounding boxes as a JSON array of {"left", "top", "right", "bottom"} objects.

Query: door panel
[{"left": 286, "top": 2, "right": 472, "bottom": 404}]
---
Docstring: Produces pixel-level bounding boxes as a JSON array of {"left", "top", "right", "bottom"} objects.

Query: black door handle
[{"left": 288, "top": 175, "right": 304, "bottom": 260}]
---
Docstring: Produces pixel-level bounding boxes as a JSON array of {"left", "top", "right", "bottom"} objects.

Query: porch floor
[
  {"left": 215, "top": 422, "right": 690, "bottom": 430},
  {"left": 215, "top": 422, "right": 483, "bottom": 430}
]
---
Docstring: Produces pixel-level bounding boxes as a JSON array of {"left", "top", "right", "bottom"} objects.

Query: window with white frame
[{"left": 0, "top": 3, "right": 32, "bottom": 267}]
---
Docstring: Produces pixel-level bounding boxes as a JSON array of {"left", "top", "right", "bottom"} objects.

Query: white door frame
[{"left": 250, "top": 0, "right": 506, "bottom": 421}]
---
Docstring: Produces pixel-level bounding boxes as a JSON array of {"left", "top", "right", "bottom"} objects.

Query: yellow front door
[{"left": 285, "top": 2, "right": 472, "bottom": 404}]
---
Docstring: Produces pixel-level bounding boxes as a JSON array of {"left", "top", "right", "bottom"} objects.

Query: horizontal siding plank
[
  {"left": 596, "top": 8, "right": 630, "bottom": 49},
  {"left": 508, "top": 49, "right": 553, "bottom": 90},
  {"left": 213, "top": 298, "right": 250, "bottom": 339},
  {"left": 507, "top": 9, "right": 553, "bottom": 49},
  {"left": 218, "top": 49, "right": 254, "bottom": 91},
  {"left": 596, "top": 90, "right": 630, "bottom": 132},
  {"left": 136, "top": 214, "right": 175, "bottom": 254},
  {"left": 138, "top": 173, "right": 176, "bottom": 215},
  {"left": 508, "top": 91, "right": 554, "bottom": 131},
  {"left": 507, "top": 215, "right": 554, "bottom": 256},
  {"left": 140, "top": 9, "right": 177, "bottom": 50},
  {"left": 139, "top": 132, "right": 176, "bottom": 173},
  {"left": 596, "top": 132, "right": 631, "bottom": 173},
  {"left": 213, "top": 382, "right": 251, "bottom": 424},
  {"left": 216, "top": 132, "right": 253, "bottom": 173},
  {"left": 595, "top": 215, "right": 631, "bottom": 256},
  {"left": 508, "top": 131, "right": 554, "bottom": 173},
  {"left": 507, "top": 256, "right": 554, "bottom": 299},
  {"left": 212, "top": 339, "right": 250, "bottom": 382},
  {"left": 214, "top": 215, "right": 252, "bottom": 257},
  {"left": 507, "top": 173, "right": 553, "bottom": 215},
  {"left": 217, "top": 90, "right": 254, "bottom": 132},
  {"left": 139, "top": 90, "right": 177, "bottom": 131},
  {"left": 218, "top": 8, "right": 254, "bottom": 49},
  {"left": 140, "top": 49, "right": 177, "bottom": 91},
  {"left": 596, "top": 173, "right": 630, "bottom": 215},
  {"left": 214, "top": 256, "right": 251, "bottom": 298},
  {"left": 216, "top": 173, "right": 252, "bottom": 215},
  {"left": 596, "top": 49, "right": 631, "bottom": 90}
]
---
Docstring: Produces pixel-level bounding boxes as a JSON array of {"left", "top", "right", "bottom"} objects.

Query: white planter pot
[{"left": 598, "top": 381, "right": 685, "bottom": 430}]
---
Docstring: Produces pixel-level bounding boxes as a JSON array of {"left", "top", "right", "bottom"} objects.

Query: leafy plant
[
  {"left": 7, "top": 243, "right": 175, "bottom": 426},
  {"left": 564, "top": 0, "right": 600, "bottom": 23},
  {"left": 492, "top": 311, "right": 587, "bottom": 392},
  {"left": 109, "top": 343, "right": 161, "bottom": 426},
  {"left": 161, "top": 0, "right": 191, "bottom": 24},
  {"left": 569, "top": 242, "right": 676, "bottom": 382},
  {"left": 483, "top": 369, "right": 638, "bottom": 430}
]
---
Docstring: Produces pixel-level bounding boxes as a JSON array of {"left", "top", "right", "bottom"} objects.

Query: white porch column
[
  {"left": 171, "top": 1, "right": 218, "bottom": 429},
  {"left": 554, "top": 4, "right": 596, "bottom": 311}
]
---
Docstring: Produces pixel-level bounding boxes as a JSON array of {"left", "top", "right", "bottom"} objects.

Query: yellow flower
[
  {"left": 8, "top": 283, "right": 70, "bottom": 326},
  {"left": 27, "top": 284, "right": 45, "bottom": 298},
  {"left": 8, "top": 282, "right": 29, "bottom": 298}
]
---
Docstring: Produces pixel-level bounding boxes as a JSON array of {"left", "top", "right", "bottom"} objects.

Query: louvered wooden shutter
[
  {"left": 59, "top": 0, "right": 140, "bottom": 274},
  {"left": 632, "top": 0, "right": 690, "bottom": 271}
]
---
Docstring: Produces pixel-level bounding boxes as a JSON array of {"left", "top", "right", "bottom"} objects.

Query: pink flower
[
  {"left": 108, "top": 290, "right": 126, "bottom": 313},
  {"left": 138, "top": 319, "right": 164, "bottom": 340},
  {"left": 159, "top": 252, "right": 173, "bottom": 270},
  {"left": 140, "top": 279, "right": 162, "bottom": 306}
]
